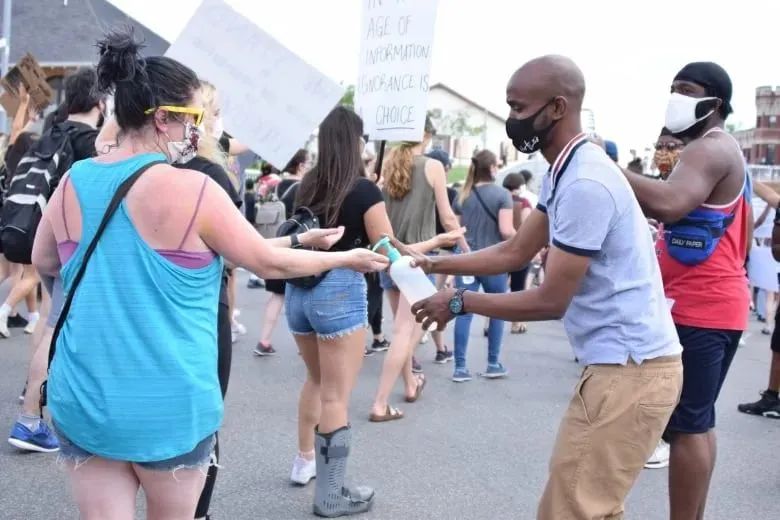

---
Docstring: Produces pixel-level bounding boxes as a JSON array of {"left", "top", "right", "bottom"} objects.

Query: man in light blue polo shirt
[
  {"left": 538, "top": 133, "right": 679, "bottom": 366},
  {"left": 402, "top": 55, "right": 683, "bottom": 520}
]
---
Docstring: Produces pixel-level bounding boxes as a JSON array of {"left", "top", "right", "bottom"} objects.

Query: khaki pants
[{"left": 537, "top": 355, "right": 683, "bottom": 520}]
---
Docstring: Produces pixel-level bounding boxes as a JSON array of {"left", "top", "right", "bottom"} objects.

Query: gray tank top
[{"left": 384, "top": 155, "right": 437, "bottom": 244}]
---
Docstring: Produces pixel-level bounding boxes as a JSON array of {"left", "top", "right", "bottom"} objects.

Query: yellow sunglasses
[{"left": 144, "top": 106, "right": 204, "bottom": 126}]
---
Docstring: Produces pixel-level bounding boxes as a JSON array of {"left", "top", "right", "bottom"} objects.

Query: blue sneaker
[
  {"left": 452, "top": 367, "right": 473, "bottom": 382},
  {"left": 481, "top": 363, "right": 508, "bottom": 379},
  {"left": 8, "top": 421, "right": 60, "bottom": 453}
]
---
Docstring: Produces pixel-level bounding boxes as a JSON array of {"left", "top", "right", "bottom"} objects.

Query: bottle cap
[{"left": 371, "top": 236, "right": 401, "bottom": 263}]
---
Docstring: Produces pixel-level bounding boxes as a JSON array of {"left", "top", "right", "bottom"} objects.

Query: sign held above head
[
  {"left": 0, "top": 53, "right": 54, "bottom": 117},
  {"left": 165, "top": 0, "right": 344, "bottom": 169},
  {"left": 355, "top": 0, "right": 439, "bottom": 142}
]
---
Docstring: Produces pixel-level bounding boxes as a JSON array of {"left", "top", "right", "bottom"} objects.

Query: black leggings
[
  {"left": 510, "top": 267, "right": 529, "bottom": 293},
  {"left": 366, "top": 273, "right": 383, "bottom": 336},
  {"left": 195, "top": 302, "right": 232, "bottom": 518}
]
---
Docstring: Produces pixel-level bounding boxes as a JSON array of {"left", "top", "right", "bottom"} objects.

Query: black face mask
[{"left": 505, "top": 99, "right": 558, "bottom": 154}]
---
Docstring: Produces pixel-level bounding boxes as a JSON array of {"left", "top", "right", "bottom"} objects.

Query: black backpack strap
[
  {"left": 280, "top": 181, "right": 300, "bottom": 202},
  {"left": 472, "top": 186, "right": 498, "bottom": 225},
  {"left": 46, "top": 160, "right": 165, "bottom": 369}
]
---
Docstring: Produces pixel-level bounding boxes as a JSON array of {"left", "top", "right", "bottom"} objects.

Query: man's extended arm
[
  {"left": 393, "top": 208, "right": 549, "bottom": 276},
  {"left": 754, "top": 181, "right": 780, "bottom": 209},
  {"left": 412, "top": 244, "right": 590, "bottom": 330},
  {"left": 623, "top": 137, "right": 727, "bottom": 222}
]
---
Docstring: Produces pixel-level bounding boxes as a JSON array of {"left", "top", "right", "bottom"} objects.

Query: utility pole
[{"left": 0, "top": 0, "right": 11, "bottom": 133}]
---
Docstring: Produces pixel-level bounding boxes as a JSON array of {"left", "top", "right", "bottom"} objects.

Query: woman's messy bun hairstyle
[{"left": 96, "top": 26, "right": 200, "bottom": 130}]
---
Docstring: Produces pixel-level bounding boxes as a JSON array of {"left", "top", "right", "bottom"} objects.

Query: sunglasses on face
[
  {"left": 144, "top": 105, "right": 205, "bottom": 126},
  {"left": 655, "top": 142, "right": 683, "bottom": 152}
]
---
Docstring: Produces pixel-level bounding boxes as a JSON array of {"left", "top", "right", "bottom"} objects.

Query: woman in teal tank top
[{"left": 31, "top": 29, "right": 387, "bottom": 520}]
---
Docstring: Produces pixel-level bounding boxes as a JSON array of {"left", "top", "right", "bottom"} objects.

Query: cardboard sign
[
  {"left": 0, "top": 53, "right": 54, "bottom": 117},
  {"left": 355, "top": 0, "right": 439, "bottom": 142},
  {"left": 165, "top": 0, "right": 344, "bottom": 168}
]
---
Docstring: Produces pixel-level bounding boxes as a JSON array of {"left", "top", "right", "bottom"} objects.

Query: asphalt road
[{"left": 1, "top": 270, "right": 778, "bottom": 519}]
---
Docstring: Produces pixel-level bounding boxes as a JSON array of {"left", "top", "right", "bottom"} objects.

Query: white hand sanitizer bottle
[{"left": 373, "top": 237, "right": 438, "bottom": 330}]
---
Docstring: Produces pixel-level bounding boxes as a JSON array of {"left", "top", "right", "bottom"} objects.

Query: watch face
[{"left": 449, "top": 295, "right": 463, "bottom": 315}]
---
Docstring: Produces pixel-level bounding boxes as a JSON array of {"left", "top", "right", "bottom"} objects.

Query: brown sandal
[
  {"left": 369, "top": 405, "right": 404, "bottom": 422},
  {"left": 405, "top": 374, "right": 426, "bottom": 403}
]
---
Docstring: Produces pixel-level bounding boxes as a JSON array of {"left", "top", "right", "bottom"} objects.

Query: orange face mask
[{"left": 654, "top": 150, "right": 680, "bottom": 179}]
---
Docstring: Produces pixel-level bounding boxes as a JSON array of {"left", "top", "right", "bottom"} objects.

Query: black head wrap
[{"left": 674, "top": 62, "right": 733, "bottom": 117}]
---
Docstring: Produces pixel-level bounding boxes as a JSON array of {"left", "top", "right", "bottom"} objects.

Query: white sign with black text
[
  {"left": 166, "top": 0, "right": 344, "bottom": 168},
  {"left": 355, "top": 0, "right": 439, "bottom": 142}
]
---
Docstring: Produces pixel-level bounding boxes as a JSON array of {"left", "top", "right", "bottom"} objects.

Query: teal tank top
[{"left": 48, "top": 153, "right": 224, "bottom": 462}]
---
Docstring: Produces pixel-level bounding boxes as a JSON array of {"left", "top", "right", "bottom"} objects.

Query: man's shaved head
[
  {"left": 507, "top": 55, "right": 586, "bottom": 113},
  {"left": 504, "top": 55, "right": 587, "bottom": 157}
]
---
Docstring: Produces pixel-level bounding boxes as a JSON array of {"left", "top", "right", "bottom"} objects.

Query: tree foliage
[
  {"left": 340, "top": 85, "right": 355, "bottom": 109},
  {"left": 429, "top": 108, "right": 485, "bottom": 137}
]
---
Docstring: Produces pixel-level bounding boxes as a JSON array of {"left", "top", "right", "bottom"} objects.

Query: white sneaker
[
  {"left": 419, "top": 332, "right": 430, "bottom": 344},
  {"left": 232, "top": 319, "right": 247, "bottom": 336},
  {"left": 0, "top": 319, "right": 9, "bottom": 338},
  {"left": 24, "top": 316, "right": 39, "bottom": 335},
  {"left": 290, "top": 454, "right": 316, "bottom": 485},
  {"left": 644, "top": 439, "right": 670, "bottom": 469}
]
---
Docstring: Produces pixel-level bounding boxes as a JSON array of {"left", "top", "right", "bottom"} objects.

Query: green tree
[
  {"left": 340, "top": 85, "right": 355, "bottom": 109},
  {"left": 429, "top": 108, "right": 485, "bottom": 137}
]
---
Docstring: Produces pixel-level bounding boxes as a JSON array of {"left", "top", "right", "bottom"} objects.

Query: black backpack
[
  {"left": 0, "top": 125, "right": 76, "bottom": 264},
  {"left": 276, "top": 206, "right": 329, "bottom": 288}
]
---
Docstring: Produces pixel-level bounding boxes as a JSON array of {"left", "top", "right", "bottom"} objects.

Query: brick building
[{"left": 733, "top": 86, "right": 780, "bottom": 165}]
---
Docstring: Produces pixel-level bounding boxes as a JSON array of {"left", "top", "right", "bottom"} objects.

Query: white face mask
[
  {"left": 166, "top": 122, "right": 201, "bottom": 164},
  {"left": 664, "top": 92, "right": 717, "bottom": 134},
  {"left": 211, "top": 116, "right": 224, "bottom": 139}
]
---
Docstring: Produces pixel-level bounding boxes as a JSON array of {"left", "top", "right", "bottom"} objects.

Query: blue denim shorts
[
  {"left": 285, "top": 268, "right": 367, "bottom": 339},
  {"left": 54, "top": 423, "right": 216, "bottom": 471}
]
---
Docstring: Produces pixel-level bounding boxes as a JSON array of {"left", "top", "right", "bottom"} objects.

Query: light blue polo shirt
[{"left": 538, "top": 135, "right": 681, "bottom": 365}]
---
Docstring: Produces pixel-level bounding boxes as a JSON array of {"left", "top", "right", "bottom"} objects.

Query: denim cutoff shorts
[
  {"left": 54, "top": 422, "right": 216, "bottom": 471},
  {"left": 285, "top": 268, "right": 368, "bottom": 339}
]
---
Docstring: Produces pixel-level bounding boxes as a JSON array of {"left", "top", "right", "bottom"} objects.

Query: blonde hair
[
  {"left": 200, "top": 80, "right": 219, "bottom": 137},
  {"left": 382, "top": 143, "right": 416, "bottom": 200},
  {"left": 197, "top": 80, "right": 230, "bottom": 175},
  {"left": 459, "top": 149, "right": 497, "bottom": 205}
]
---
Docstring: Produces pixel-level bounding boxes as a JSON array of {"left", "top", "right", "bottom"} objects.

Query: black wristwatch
[{"left": 449, "top": 288, "right": 467, "bottom": 316}]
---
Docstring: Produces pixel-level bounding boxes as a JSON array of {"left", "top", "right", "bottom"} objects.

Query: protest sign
[
  {"left": 355, "top": 0, "right": 439, "bottom": 142},
  {"left": 166, "top": 0, "right": 343, "bottom": 168},
  {"left": 0, "top": 54, "right": 54, "bottom": 117}
]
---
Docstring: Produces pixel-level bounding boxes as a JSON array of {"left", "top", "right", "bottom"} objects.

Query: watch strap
[{"left": 452, "top": 287, "right": 467, "bottom": 315}]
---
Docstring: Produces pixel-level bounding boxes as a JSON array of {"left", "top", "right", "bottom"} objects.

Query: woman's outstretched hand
[
  {"left": 344, "top": 248, "right": 390, "bottom": 273},
  {"left": 300, "top": 227, "right": 345, "bottom": 250},
  {"left": 386, "top": 236, "right": 434, "bottom": 274}
]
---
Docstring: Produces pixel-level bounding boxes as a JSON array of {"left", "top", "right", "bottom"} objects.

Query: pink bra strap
[{"left": 178, "top": 177, "right": 209, "bottom": 250}]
